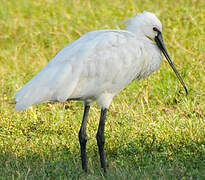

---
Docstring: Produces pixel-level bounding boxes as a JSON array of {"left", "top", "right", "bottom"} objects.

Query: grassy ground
[{"left": 0, "top": 0, "right": 205, "bottom": 179}]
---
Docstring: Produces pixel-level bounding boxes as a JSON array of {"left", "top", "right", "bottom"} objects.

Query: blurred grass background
[{"left": 0, "top": 0, "right": 205, "bottom": 179}]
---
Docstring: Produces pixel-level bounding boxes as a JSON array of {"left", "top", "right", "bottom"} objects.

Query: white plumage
[
  {"left": 15, "top": 12, "right": 163, "bottom": 110},
  {"left": 14, "top": 11, "right": 187, "bottom": 172}
]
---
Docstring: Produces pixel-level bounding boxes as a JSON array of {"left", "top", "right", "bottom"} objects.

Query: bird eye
[{"left": 153, "top": 27, "right": 158, "bottom": 31}]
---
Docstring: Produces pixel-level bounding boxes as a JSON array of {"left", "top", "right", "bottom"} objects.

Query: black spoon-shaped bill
[{"left": 154, "top": 31, "right": 188, "bottom": 95}]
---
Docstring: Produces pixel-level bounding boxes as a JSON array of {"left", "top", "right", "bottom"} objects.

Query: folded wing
[{"left": 15, "top": 30, "right": 143, "bottom": 110}]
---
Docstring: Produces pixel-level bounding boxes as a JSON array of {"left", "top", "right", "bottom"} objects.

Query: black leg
[
  {"left": 79, "top": 104, "right": 90, "bottom": 172},
  {"left": 96, "top": 108, "right": 107, "bottom": 173}
]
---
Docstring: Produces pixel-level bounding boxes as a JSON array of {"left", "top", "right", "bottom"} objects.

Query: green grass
[{"left": 0, "top": 0, "right": 205, "bottom": 179}]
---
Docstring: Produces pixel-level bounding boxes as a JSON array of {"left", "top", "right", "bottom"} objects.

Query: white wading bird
[{"left": 15, "top": 11, "right": 188, "bottom": 172}]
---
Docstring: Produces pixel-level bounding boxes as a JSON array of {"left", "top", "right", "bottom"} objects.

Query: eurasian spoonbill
[{"left": 15, "top": 11, "right": 188, "bottom": 172}]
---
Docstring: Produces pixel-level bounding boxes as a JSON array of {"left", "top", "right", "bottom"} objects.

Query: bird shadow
[{"left": 0, "top": 135, "right": 203, "bottom": 179}]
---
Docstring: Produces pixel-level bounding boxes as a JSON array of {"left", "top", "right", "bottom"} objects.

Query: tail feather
[{"left": 14, "top": 62, "right": 82, "bottom": 111}]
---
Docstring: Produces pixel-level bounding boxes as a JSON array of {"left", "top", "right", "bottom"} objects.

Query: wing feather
[{"left": 15, "top": 30, "right": 143, "bottom": 110}]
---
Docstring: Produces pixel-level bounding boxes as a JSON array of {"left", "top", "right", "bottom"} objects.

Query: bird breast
[{"left": 134, "top": 39, "right": 163, "bottom": 80}]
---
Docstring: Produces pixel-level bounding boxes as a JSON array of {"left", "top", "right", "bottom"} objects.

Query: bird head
[
  {"left": 124, "top": 11, "right": 162, "bottom": 40},
  {"left": 123, "top": 11, "right": 188, "bottom": 94}
]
